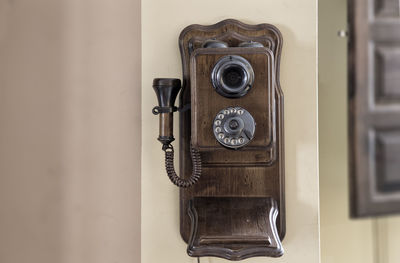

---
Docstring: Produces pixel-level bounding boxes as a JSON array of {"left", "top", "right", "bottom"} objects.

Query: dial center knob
[{"left": 229, "top": 119, "right": 239, "bottom": 130}]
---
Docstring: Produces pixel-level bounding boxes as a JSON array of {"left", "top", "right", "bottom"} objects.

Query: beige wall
[
  {"left": 142, "top": 0, "right": 319, "bottom": 263},
  {"left": 0, "top": 1, "right": 141, "bottom": 263},
  {"left": 319, "top": 1, "right": 400, "bottom": 263}
]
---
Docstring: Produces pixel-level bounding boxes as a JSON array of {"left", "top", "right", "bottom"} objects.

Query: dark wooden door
[{"left": 349, "top": 0, "right": 400, "bottom": 217}]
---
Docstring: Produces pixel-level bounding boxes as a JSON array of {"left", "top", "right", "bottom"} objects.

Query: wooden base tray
[{"left": 187, "top": 197, "right": 283, "bottom": 260}]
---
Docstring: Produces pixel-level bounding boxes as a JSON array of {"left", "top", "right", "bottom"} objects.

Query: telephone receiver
[
  {"left": 152, "top": 78, "right": 201, "bottom": 188},
  {"left": 151, "top": 19, "right": 285, "bottom": 260}
]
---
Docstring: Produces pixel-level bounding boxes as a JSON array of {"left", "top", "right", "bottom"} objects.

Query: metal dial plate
[{"left": 213, "top": 106, "right": 256, "bottom": 149}]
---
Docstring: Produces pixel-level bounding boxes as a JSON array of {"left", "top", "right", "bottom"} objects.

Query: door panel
[
  {"left": 375, "top": 0, "right": 400, "bottom": 17},
  {"left": 349, "top": 0, "right": 400, "bottom": 216}
]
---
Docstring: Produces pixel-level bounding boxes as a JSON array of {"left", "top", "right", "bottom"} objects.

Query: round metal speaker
[
  {"left": 211, "top": 55, "right": 254, "bottom": 98},
  {"left": 213, "top": 106, "right": 256, "bottom": 149}
]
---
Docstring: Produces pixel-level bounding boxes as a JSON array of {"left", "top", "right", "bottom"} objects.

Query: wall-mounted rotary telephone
[{"left": 152, "top": 19, "right": 285, "bottom": 260}]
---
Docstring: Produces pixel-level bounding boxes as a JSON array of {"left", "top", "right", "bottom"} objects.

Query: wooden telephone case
[{"left": 153, "top": 19, "right": 284, "bottom": 260}]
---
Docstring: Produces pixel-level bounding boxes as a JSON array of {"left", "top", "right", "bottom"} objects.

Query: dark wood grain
[
  {"left": 187, "top": 197, "right": 283, "bottom": 260},
  {"left": 349, "top": 0, "right": 400, "bottom": 217},
  {"left": 177, "top": 19, "right": 284, "bottom": 259}
]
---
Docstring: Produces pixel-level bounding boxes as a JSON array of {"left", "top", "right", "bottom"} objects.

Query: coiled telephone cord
[{"left": 163, "top": 144, "right": 201, "bottom": 188}]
